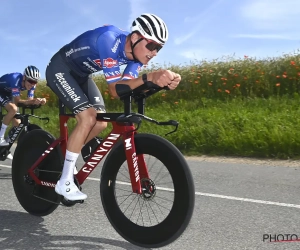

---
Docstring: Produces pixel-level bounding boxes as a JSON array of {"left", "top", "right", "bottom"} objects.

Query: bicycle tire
[
  {"left": 100, "top": 133, "right": 195, "bottom": 248},
  {"left": 12, "top": 129, "right": 63, "bottom": 216}
]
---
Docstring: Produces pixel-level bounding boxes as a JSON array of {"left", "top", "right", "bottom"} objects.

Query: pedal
[
  {"left": 70, "top": 199, "right": 84, "bottom": 204},
  {"left": 0, "top": 148, "right": 10, "bottom": 161},
  {"left": 61, "top": 197, "right": 84, "bottom": 206}
]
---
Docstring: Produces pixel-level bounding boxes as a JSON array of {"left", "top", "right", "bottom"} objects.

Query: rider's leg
[
  {"left": 46, "top": 53, "right": 106, "bottom": 200},
  {"left": 7, "top": 118, "right": 21, "bottom": 141},
  {"left": 12, "top": 117, "right": 21, "bottom": 127},
  {"left": 81, "top": 75, "right": 107, "bottom": 145},
  {"left": 0, "top": 102, "right": 17, "bottom": 146},
  {"left": 55, "top": 107, "right": 98, "bottom": 200},
  {"left": 81, "top": 112, "right": 107, "bottom": 162},
  {"left": 62, "top": 108, "right": 96, "bottom": 171},
  {"left": 84, "top": 120, "right": 107, "bottom": 145},
  {"left": 4, "top": 116, "right": 19, "bottom": 159},
  {"left": 67, "top": 108, "right": 98, "bottom": 153},
  {"left": 5, "top": 103, "right": 20, "bottom": 143}
]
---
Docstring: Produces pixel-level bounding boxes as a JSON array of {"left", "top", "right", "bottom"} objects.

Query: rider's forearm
[{"left": 17, "top": 99, "right": 35, "bottom": 105}]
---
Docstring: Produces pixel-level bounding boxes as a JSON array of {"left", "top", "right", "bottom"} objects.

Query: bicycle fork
[{"left": 122, "top": 131, "right": 150, "bottom": 194}]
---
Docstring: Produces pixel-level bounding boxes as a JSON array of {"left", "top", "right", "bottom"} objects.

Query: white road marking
[{"left": 2, "top": 164, "right": 300, "bottom": 209}]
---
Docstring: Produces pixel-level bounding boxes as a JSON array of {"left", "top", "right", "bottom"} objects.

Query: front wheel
[
  {"left": 18, "top": 123, "right": 42, "bottom": 142},
  {"left": 12, "top": 129, "right": 63, "bottom": 216},
  {"left": 100, "top": 133, "right": 195, "bottom": 248}
]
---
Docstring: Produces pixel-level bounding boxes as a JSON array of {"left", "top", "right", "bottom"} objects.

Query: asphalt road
[{"left": 1, "top": 146, "right": 300, "bottom": 250}]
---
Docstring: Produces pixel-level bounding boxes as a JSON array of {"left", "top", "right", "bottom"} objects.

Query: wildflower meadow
[{"left": 27, "top": 51, "right": 300, "bottom": 159}]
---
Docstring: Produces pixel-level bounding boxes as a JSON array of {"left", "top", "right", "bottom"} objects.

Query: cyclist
[
  {"left": 46, "top": 13, "right": 181, "bottom": 201},
  {"left": 0, "top": 66, "right": 47, "bottom": 148}
]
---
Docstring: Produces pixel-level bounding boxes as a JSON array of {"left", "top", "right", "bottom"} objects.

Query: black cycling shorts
[
  {"left": 0, "top": 93, "right": 12, "bottom": 107},
  {"left": 46, "top": 52, "right": 106, "bottom": 115}
]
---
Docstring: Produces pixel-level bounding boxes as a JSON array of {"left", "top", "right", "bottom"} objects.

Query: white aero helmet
[
  {"left": 131, "top": 13, "right": 169, "bottom": 45},
  {"left": 24, "top": 65, "right": 40, "bottom": 81}
]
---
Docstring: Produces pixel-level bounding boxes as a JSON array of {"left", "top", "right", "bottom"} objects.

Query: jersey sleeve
[
  {"left": 96, "top": 32, "right": 122, "bottom": 84},
  {"left": 122, "top": 62, "right": 143, "bottom": 80},
  {"left": 11, "top": 74, "right": 23, "bottom": 97},
  {"left": 27, "top": 85, "right": 36, "bottom": 98}
]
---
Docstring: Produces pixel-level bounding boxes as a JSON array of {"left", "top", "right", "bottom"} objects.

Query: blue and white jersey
[
  {"left": 59, "top": 25, "right": 143, "bottom": 83},
  {"left": 0, "top": 73, "right": 35, "bottom": 98}
]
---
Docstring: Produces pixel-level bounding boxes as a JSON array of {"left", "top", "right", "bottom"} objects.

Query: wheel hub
[
  {"left": 24, "top": 174, "right": 35, "bottom": 185},
  {"left": 141, "top": 178, "right": 156, "bottom": 200}
]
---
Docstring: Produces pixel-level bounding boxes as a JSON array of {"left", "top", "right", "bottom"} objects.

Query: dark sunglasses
[
  {"left": 144, "top": 39, "right": 163, "bottom": 52},
  {"left": 27, "top": 79, "right": 37, "bottom": 85}
]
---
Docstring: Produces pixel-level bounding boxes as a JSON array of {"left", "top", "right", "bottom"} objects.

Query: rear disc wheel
[{"left": 12, "top": 129, "right": 63, "bottom": 216}]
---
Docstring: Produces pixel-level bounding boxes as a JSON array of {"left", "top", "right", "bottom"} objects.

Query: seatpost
[{"left": 59, "top": 100, "right": 67, "bottom": 114}]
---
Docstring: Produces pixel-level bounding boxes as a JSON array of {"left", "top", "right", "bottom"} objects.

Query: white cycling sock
[
  {"left": 0, "top": 124, "right": 8, "bottom": 138},
  {"left": 60, "top": 150, "right": 79, "bottom": 182}
]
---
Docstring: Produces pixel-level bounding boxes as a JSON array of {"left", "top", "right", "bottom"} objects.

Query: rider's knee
[
  {"left": 5, "top": 103, "right": 17, "bottom": 114},
  {"left": 12, "top": 118, "right": 20, "bottom": 127},
  {"left": 95, "top": 109, "right": 107, "bottom": 131},
  {"left": 76, "top": 108, "right": 97, "bottom": 129},
  {"left": 96, "top": 121, "right": 107, "bottom": 131}
]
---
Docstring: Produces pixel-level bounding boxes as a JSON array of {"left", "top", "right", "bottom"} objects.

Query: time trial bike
[
  {"left": 0, "top": 103, "right": 49, "bottom": 160},
  {"left": 11, "top": 81, "right": 195, "bottom": 248}
]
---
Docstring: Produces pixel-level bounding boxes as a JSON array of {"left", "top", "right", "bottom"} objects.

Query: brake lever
[
  {"left": 159, "top": 120, "right": 178, "bottom": 126},
  {"left": 165, "top": 124, "right": 178, "bottom": 136},
  {"left": 157, "top": 120, "right": 179, "bottom": 136}
]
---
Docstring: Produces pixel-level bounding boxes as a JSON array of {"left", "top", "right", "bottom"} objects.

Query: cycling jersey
[
  {"left": 0, "top": 73, "right": 35, "bottom": 98},
  {"left": 58, "top": 25, "right": 143, "bottom": 83}
]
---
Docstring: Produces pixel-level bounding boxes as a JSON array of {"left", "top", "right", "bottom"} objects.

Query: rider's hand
[
  {"left": 168, "top": 73, "right": 181, "bottom": 90},
  {"left": 148, "top": 70, "right": 181, "bottom": 90},
  {"left": 33, "top": 99, "right": 41, "bottom": 105},
  {"left": 37, "top": 98, "right": 47, "bottom": 105}
]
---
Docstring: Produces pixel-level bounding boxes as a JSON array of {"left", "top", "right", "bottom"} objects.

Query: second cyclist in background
[{"left": 0, "top": 65, "right": 47, "bottom": 148}]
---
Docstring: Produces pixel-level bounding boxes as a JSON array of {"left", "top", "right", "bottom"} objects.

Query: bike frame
[
  {"left": 27, "top": 84, "right": 177, "bottom": 195},
  {"left": 28, "top": 103, "right": 150, "bottom": 194},
  {"left": 0, "top": 104, "right": 47, "bottom": 160}
]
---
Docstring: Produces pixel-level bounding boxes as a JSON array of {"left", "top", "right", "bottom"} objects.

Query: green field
[{"left": 19, "top": 51, "right": 300, "bottom": 159}]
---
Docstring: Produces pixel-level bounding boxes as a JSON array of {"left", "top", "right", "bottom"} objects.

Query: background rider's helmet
[
  {"left": 131, "top": 13, "right": 169, "bottom": 45},
  {"left": 23, "top": 65, "right": 40, "bottom": 81}
]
